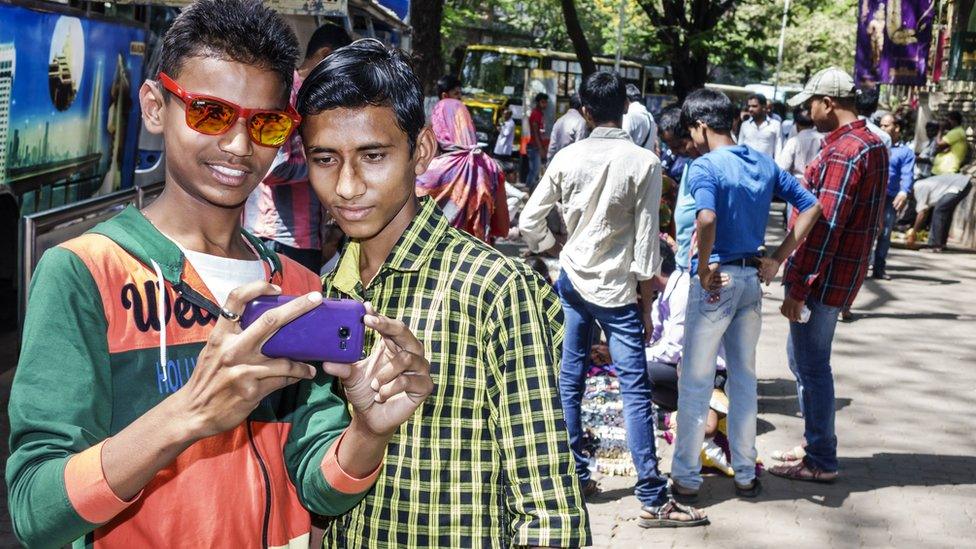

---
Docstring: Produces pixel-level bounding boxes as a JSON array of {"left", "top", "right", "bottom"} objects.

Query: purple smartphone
[{"left": 240, "top": 296, "right": 366, "bottom": 363}]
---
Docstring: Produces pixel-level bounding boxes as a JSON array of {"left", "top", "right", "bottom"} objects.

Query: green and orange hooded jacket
[{"left": 6, "top": 206, "right": 377, "bottom": 548}]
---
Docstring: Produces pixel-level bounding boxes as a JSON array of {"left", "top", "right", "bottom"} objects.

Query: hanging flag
[
  {"left": 880, "top": 0, "right": 936, "bottom": 85},
  {"left": 855, "top": 0, "right": 886, "bottom": 85}
]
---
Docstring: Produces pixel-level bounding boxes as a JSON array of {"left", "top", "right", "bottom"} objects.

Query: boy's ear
[
  {"left": 412, "top": 126, "right": 437, "bottom": 176},
  {"left": 140, "top": 80, "right": 166, "bottom": 135}
]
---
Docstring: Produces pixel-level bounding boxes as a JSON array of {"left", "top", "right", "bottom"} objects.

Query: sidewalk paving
[{"left": 580, "top": 241, "right": 976, "bottom": 548}]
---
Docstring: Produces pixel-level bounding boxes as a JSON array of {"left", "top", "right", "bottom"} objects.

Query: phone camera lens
[{"left": 338, "top": 326, "right": 351, "bottom": 339}]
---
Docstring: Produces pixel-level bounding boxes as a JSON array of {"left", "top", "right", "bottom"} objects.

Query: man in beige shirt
[{"left": 518, "top": 71, "right": 707, "bottom": 528}]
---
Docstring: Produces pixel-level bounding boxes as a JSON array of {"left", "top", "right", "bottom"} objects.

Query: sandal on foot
[
  {"left": 638, "top": 499, "right": 709, "bottom": 528},
  {"left": 670, "top": 480, "right": 699, "bottom": 503},
  {"left": 771, "top": 445, "right": 806, "bottom": 462},
  {"left": 734, "top": 478, "right": 762, "bottom": 498},
  {"left": 769, "top": 461, "right": 838, "bottom": 483}
]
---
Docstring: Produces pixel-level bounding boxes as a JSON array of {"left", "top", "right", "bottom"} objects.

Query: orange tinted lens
[
  {"left": 249, "top": 112, "right": 294, "bottom": 146},
  {"left": 186, "top": 99, "right": 236, "bottom": 134}
]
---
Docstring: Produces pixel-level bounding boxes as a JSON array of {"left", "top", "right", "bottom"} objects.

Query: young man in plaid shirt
[
  {"left": 297, "top": 40, "right": 589, "bottom": 547},
  {"left": 771, "top": 67, "right": 889, "bottom": 482}
]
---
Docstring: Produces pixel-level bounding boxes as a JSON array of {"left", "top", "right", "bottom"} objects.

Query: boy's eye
[
  {"left": 364, "top": 152, "right": 386, "bottom": 162},
  {"left": 313, "top": 156, "right": 337, "bottom": 166}
]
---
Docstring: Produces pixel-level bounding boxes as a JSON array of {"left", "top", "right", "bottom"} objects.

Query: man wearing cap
[{"left": 770, "top": 67, "right": 889, "bottom": 482}]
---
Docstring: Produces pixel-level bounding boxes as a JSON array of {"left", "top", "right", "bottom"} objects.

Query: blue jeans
[
  {"left": 872, "top": 195, "right": 897, "bottom": 276},
  {"left": 525, "top": 146, "right": 542, "bottom": 190},
  {"left": 673, "top": 266, "right": 762, "bottom": 488},
  {"left": 786, "top": 293, "right": 841, "bottom": 472},
  {"left": 556, "top": 270, "right": 668, "bottom": 506}
]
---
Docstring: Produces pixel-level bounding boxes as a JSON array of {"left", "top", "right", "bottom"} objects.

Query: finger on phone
[
  {"left": 321, "top": 361, "right": 353, "bottom": 380},
  {"left": 217, "top": 281, "right": 283, "bottom": 332},
  {"left": 363, "top": 314, "right": 425, "bottom": 356},
  {"left": 245, "top": 359, "right": 316, "bottom": 380},
  {"left": 238, "top": 291, "right": 324, "bottom": 349}
]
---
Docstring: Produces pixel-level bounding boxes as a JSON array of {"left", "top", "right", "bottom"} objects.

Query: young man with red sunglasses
[{"left": 5, "top": 2, "right": 431, "bottom": 547}]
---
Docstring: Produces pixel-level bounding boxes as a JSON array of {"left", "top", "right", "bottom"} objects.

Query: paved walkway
[{"left": 581, "top": 240, "right": 976, "bottom": 547}]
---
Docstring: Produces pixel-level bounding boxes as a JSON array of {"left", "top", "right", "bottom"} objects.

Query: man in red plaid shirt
[{"left": 770, "top": 68, "right": 888, "bottom": 482}]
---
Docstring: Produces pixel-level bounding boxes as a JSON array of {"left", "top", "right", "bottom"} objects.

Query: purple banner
[
  {"left": 880, "top": 0, "right": 936, "bottom": 85},
  {"left": 855, "top": 0, "right": 884, "bottom": 85}
]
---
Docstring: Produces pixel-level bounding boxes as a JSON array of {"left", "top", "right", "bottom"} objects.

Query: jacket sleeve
[
  {"left": 6, "top": 247, "right": 128, "bottom": 548},
  {"left": 518, "top": 158, "right": 561, "bottom": 253},
  {"left": 631, "top": 159, "right": 663, "bottom": 281}
]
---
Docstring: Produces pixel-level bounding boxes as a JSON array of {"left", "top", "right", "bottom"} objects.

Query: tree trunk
[
  {"left": 560, "top": 0, "right": 597, "bottom": 77},
  {"left": 671, "top": 51, "right": 710, "bottom": 101},
  {"left": 411, "top": 0, "right": 445, "bottom": 96}
]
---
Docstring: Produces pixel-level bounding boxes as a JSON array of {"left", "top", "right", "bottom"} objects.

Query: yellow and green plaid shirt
[{"left": 322, "top": 197, "right": 590, "bottom": 548}]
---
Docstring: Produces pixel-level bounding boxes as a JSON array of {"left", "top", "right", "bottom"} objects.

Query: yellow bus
[{"left": 458, "top": 45, "right": 647, "bottom": 151}]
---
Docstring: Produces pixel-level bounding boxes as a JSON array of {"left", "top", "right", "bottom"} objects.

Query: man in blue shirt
[
  {"left": 671, "top": 88, "right": 822, "bottom": 501},
  {"left": 874, "top": 113, "right": 915, "bottom": 279}
]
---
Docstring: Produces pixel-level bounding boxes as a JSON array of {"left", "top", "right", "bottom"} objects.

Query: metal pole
[
  {"left": 773, "top": 0, "right": 791, "bottom": 101},
  {"left": 614, "top": 0, "right": 626, "bottom": 72}
]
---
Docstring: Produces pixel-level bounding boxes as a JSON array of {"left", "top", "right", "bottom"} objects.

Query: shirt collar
[
  {"left": 824, "top": 119, "right": 867, "bottom": 146},
  {"left": 331, "top": 196, "right": 448, "bottom": 295},
  {"left": 589, "top": 126, "right": 630, "bottom": 139}
]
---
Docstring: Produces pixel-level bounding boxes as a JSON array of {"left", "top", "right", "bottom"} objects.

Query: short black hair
[
  {"left": 158, "top": 0, "right": 298, "bottom": 95},
  {"left": 946, "top": 110, "right": 963, "bottom": 126},
  {"left": 747, "top": 93, "right": 767, "bottom": 106},
  {"left": 297, "top": 39, "right": 425, "bottom": 153},
  {"left": 889, "top": 114, "right": 909, "bottom": 133},
  {"left": 926, "top": 120, "right": 942, "bottom": 133},
  {"left": 568, "top": 94, "right": 582, "bottom": 110},
  {"left": 625, "top": 83, "right": 643, "bottom": 103},
  {"left": 580, "top": 71, "right": 626, "bottom": 125},
  {"left": 855, "top": 87, "right": 880, "bottom": 116},
  {"left": 535, "top": 92, "right": 550, "bottom": 104},
  {"left": 657, "top": 105, "right": 688, "bottom": 139},
  {"left": 681, "top": 88, "right": 736, "bottom": 133},
  {"left": 793, "top": 106, "right": 813, "bottom": 127},
  {"left": 436, "top": 74, "right": 461, "bottom": 97},
  {"left": 306, "top": 23, "right": 352, "bottom": 59}
]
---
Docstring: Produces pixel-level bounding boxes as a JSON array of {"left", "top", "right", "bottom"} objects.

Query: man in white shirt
[
  {"left": 738, "top": 93, "right": 782, "bottom": 158},
  {"left": 623, "top": 83, "right": 658, "bottom": 153},
  {"left": 518, "top": 71, "right": 707, "bottom": 528},
  {"left": 776, "top": 107, "right": 824, "bottom": 184},
  {"left": 547, "top": 95, "right": 588, "bottom": 159}
]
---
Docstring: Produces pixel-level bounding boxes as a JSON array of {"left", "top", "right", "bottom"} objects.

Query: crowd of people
[{"left": 6, "top": 0, "right": 974, "bottom": 547}]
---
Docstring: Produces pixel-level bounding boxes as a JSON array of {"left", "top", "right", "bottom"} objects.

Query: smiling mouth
[{"left": 206, "top": 163, "right": 250, "bottom": 185}]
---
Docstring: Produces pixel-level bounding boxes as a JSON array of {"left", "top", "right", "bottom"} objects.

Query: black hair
[
  {"left": 158, "top": 0, "right": 298, "bottom": 95},
  {"left": 297, "top": 39, "right": 425, "bottom": 153},
  {"left": 889, "top": 114, "right": 909, "bottom": 133},
  {"left": 579, "top": 71, "right": 626, "bottom": 125},
  {"left": 747, "top": 93, "right": 768, "bottom": 106},
  {"left": 436, "top": 74, "right": 461, "bottom": 97},
  {"left": 568, "top": 94, "right": 582, "bottom": 111},
  {"left": 681, "top": 88, "right": 736, "bottom": 133},
  {"left": 535, "top": 92, "right": 550, "bottom": 104},
  {"left": 792, "top": 106, "right": 813, "bottom": 127},
  {"left": 772, "top": 101, "right": 787, "bottom": 118},
  {"left": 657, "top": 105, "right": 688, "bottom": 139},
  {"left": 855, "top": 87, "right": 880, "bottom": 116},
  {"left": 925, "top": 120, "right": 942, "bottom": 133},
  {"left": 946, "top": 110, "right": 963, "bottom": 126},
  {"left": 625, "top": 83, "right": 643, "bottom": 103},
  {"left": 305, "top": 23, "right": 352, "bottom": 59}
]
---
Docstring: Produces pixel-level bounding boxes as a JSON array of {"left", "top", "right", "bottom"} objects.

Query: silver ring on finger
[{"left": 220, "top": 307, "right": 242, "bottom": 322}]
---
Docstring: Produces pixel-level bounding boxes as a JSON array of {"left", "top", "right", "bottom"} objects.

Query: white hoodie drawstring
[{"left": 151, "top": 259, "right": 168, "bottom": 384}]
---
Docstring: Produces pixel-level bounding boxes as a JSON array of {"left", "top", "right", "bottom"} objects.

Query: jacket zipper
[{"left": 246, "top": 419, "right": 272, "bottom": 549}]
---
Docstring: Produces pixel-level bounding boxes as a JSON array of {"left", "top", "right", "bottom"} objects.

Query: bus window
[{"left": 461, "top": 49, "right": 537, "bottom": 103}]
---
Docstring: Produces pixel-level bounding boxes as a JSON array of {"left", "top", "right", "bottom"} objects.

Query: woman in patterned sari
[{"left": 416, "top": 98, "right": 509, "bottom": 243}]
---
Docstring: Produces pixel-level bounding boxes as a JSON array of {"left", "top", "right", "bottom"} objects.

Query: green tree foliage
[{"left": 441, "top": 0, "right": 857, "bottom": 89}]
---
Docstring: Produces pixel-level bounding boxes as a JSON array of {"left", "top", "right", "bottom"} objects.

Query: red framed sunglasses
[{"left": 158, "top": 72, "right": 301, "bottom": 148}]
